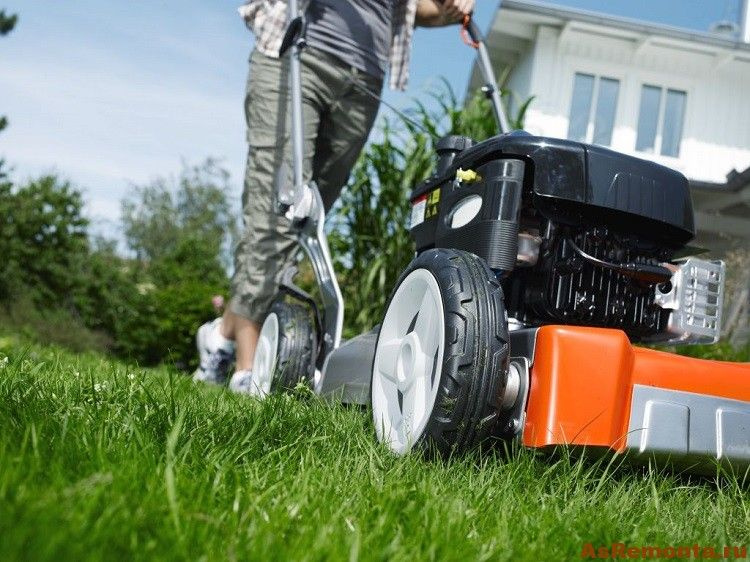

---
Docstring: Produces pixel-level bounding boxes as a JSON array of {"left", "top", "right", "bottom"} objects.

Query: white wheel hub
[
  {"left": 251, "top": 312, "right": 279, "bottom": 397},
  {"left": 372, "top": 268, "right": 445, "bottom": 454}
]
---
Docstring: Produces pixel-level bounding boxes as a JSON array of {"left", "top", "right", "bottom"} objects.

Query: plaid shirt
[{"left": 238, "top": 0, "right": 418, "bottom": 91}]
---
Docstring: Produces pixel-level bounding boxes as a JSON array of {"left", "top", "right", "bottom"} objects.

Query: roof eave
[{"left": 499, "top": 0, "right": 750, "bottom": 54}]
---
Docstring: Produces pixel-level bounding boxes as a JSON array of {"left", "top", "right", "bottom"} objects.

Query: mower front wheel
[{"left": 371, "top": 248, "right": 511, "bottom": 457}]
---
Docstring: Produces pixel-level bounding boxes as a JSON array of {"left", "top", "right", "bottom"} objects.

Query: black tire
[
  {"left": 269, "top": 300, "right": 317, "bottom": 392},
  {"left": 372, "top": 248, "right": 510, "bottom": 457}
]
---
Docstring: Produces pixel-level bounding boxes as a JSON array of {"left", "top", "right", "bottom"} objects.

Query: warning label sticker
[{"left": 410, "top": 195, "right": 427, "bottom": 228}]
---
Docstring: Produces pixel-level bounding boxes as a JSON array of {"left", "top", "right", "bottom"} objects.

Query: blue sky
[{"left": 0, "top": 0, "right": 743, "bottom": 236}]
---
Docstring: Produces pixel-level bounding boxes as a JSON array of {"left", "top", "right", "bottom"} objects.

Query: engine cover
[{"left": 410, "top": 134, "right": 695, "bottom": 249}]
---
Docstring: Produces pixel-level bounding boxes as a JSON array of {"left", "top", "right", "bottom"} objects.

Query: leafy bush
[
  {"left": 0, "top": 293, "right": 111, "bottom": 353},
  {"left": 115, "top": 160, "right": 235, "bottom": 368},
  {"left": 0, "top": 168, "right": 132, "bottom": 353},
  {"left": 114, "top": 280, "right": 220, "bottom": 370},
  {"left": 0, "top": 160, "right": 233, "bottom": 370},
  {"left": 71, "top": 239, "right": 140, "bottom": 341},
  {"left": 0, "top": 172, "right": 89, "bottom": 304}
]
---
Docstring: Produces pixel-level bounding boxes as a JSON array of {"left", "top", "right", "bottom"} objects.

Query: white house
[{"left": 472, "top": 0, "right": 750, "bottom": 253}]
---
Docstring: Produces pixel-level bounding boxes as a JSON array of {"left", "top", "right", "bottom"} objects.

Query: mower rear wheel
[
  {"left": 371, "top": 249, "right": 510, "bottom": 456},
  {"left": 252, "top": 300, "right": 316, "bottom": 396}
]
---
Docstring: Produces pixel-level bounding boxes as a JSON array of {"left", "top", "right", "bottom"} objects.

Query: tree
[
  {"left": 0, "top": 10, "right": 16, "bottom": 34},
  {"left": 118, "top": 159, "right": 238, "bottom": 368},
  {"left": 0, "top": 174, "right": 89, "bottom": 302},
  {"left": 0, "top": 162, "right": 235, "bottom": 368},
  {"left": 1, "top": 10, "right": 17, "bottom": 132},
  {"left": 121, "top": 159, "right": 237, "bottom": 286}
]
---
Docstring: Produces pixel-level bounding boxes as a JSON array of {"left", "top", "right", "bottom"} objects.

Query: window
[
  {"left": 635, "top": 85, "right": 687, "bottom": 157},
  {"left": 661, "top": 89, "right": 687, "bottom": 157},
  {"left": 568, "top": 73, "right": 595, "bottom": 142},
  {"left": 635, "top": 86, "right": 661, "bottom": 153},
  {"left": 567, "top": 73, "right": 620, "bottom": 146}
]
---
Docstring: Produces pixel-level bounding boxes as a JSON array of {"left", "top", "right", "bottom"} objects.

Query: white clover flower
[{"left": 0, "top": 356, "right": 8, "bottom": 368}]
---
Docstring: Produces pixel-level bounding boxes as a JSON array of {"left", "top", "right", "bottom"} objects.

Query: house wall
[
  {"left": 509, "top": 24, "right": 750, "bottom": 184},
  {"left": 505, "top": 43, "right": 533, "bottom": 117}
]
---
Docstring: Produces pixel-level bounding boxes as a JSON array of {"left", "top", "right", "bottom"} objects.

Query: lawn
[{"left": 0, "top": 337, "right": 748, "bottom": 561}]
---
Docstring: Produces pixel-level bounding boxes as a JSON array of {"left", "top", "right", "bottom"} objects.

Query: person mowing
[{"left": 194, "top": 0, "right": 476, "bottom": 393}]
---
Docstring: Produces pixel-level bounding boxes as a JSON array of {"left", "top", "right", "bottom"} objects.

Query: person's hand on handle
[
  {"left": 416, "top": 0, "right": 475, "bottom": 27},
  {"left": 441, "top": 0, "right": 475, "bottom": 21}
]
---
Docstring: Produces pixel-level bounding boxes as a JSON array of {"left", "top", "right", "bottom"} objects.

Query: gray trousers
[{"left": 229, "top": 47, "right": 381, "bottom": 323}]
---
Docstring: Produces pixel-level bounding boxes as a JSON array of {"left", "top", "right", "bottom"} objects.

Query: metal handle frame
[
  {"left": 463, "top": 11, "right": 511, "bottom": 134},
  {"left": 278, "top": 0, "right": 344, "bottom": 368}
]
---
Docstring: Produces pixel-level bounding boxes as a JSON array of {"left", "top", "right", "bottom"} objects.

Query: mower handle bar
[{"left": 437, "top": 1, "right": 511, "bottom": 134}]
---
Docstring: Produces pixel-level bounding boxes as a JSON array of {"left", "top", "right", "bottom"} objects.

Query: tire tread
[{"left": 270, "top": 300, "right": 316, "bottom": 392}]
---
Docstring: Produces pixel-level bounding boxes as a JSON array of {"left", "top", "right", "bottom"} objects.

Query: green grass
[{"left": 1, "top": 338, "right": 749, "bottom": 561}]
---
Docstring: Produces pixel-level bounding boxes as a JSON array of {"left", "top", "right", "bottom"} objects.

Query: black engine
[
  {"left": 408, "top": 133, "right": 695, "bottom": 341},
  {"left": 504, "top": 227, "right": 673, "bottom": 338}
]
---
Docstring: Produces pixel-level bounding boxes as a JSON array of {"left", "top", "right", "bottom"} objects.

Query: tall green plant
[
  {"left": 328, "top": 121, "right": 433, "bottom": 337},
  {"left": 330, "top": 82, "right": 533, "bottom": 337}
]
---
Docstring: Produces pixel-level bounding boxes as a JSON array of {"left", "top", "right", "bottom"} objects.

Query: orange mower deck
[{"left": 521, "top": 326, "right": 750, "bottom": 471}]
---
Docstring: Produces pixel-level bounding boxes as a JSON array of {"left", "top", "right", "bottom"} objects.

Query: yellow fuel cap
[{"left": 455, "top": 168, "right": 481, "bottom": 183}]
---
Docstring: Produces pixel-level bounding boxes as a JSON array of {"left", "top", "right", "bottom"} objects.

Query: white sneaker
[
  {"left": 229, "top": 369, "right": 264, "bottom": 396},
  {"left": 192, "top": 319, "right": 235, "bottom": 385},
  {"left": 195, "top": 319, "right": 215, "bottom": 366}
]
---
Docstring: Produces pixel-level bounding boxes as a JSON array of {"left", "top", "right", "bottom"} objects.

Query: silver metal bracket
[
  {"left": 652, "top": 257, "right": 725, "bottom": 344},
  {"left": 291, "top": 183, "right": 344, "bottom": 369}
]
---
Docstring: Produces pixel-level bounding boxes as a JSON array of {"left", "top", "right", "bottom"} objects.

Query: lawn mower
[{"left": 253, "top": 0, "right": 750, "bottom": 473}]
